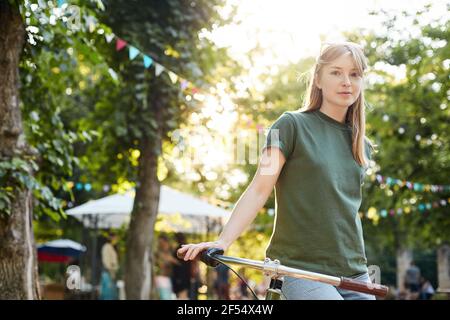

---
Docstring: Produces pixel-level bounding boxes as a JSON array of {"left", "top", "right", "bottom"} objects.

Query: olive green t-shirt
[{"left": 263, "top": 108, "right": 373, "bottom": 277}]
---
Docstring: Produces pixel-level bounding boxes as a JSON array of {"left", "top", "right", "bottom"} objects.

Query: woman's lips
[{"left": 338, "top": 92, "right": 352, "bottom": 97}]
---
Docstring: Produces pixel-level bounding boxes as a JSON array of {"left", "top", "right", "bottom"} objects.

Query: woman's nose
[{"left": 342, "top": 75, "right": 351, "bottom": 86}]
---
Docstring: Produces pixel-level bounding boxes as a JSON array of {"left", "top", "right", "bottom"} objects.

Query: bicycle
[{"left": 177, "top": 248, "right": 389, "bottom": 300}]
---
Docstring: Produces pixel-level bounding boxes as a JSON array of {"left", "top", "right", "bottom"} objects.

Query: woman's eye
[
  {"left": 351, "top": 73, "right": 360, "bottom": 77},
  {"left": 331, "top": 71, "right": 340, "bottom": 75}
]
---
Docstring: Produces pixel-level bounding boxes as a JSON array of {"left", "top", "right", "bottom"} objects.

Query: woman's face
[{"left": 315, "top": 52, "right": 363, "bottom": 110}]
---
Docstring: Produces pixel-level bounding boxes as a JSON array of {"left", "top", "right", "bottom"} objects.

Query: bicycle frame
[
  {"left": 185, "top": 248, "right": 389, "bottom": 300},
  {"left": 265, "top": 277, "right": 283, "bottom": 300}
]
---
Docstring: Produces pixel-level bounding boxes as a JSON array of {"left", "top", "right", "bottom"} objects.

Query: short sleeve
[
  {"left": 363, "top": 137, "right": 375, "bottom": 169},
  {"left": 364, "top": 137, "right": 375, "bottom": 170},
  {"left": 360, "top": 138, "right": 374, "bottom": 185},
  {"left": 262, "top": 112, "right": 296, "bottom": 160}
]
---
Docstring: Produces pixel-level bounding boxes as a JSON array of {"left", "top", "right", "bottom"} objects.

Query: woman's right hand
[{"left": 176, "top": 239, "right": 229, "bottom": 261}]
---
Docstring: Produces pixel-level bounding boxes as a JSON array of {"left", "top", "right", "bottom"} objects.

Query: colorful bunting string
[
  {"left": 55, "top": 0, "right": 205, "bottom": 98},
  {"left": 66, "top": 181, "right": 110, "bottom": 193},
  {"left": 369, "top": 173, "right": 450, "bottom": 193},
  {"left": 107, "top": 33, "right": 215, "bottom": 104},
  {"left": 361, "top": 197, "right": 449, "bottom": 223},
  {"left": 108, "top": 33, "right": 206, "bottom": 97}
]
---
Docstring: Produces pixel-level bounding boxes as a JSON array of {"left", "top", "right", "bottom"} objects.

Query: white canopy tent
[{"left": 66, "top": 185, "right": 231, "bottom": 234}]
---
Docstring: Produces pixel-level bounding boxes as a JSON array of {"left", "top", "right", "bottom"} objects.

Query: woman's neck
[{"left": 319, "top": 103, "right": 348, "bottom": 124}]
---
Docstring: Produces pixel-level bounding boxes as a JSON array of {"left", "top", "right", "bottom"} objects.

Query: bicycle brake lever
[{"left": 200, "top": 247, "right": 224, "bottom": 268}]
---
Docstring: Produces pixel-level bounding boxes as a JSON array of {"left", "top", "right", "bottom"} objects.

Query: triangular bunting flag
[
  {"left": 116, "top": 39, "right": 127, "bottom": 51},
  {"left": 57, "top": 0, "right": 66, "bottom": 7},
  {"left": 180, "top": 79, "right": 189, "bottom": 90},
  {"left": 143, "top": 55, "right": 153, "bottom": 68},
  {"left": 85, "top": 16, "right": 96, "bottom": 33},
  {"left": 129, "top": 46, "right": 140, "bottom": 60},
  {"left": 168, "top": 71, "right": 178, "bottom": 84},
  {"left": 108, "top": 68, "right": 118, "bottom": 82},
  {"left": 155, "top": 63, "right": 165, "bottom": 77},
  {"left": 191, "top": 88, "right": 199, "bottom": 94},
  {"left": 105, "top": 34, "right": 114, "bottom": 43}
]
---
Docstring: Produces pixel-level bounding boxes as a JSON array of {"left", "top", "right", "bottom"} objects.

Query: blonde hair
[{"left": 300, "top": 41, "right": 373, "bottom": 167}]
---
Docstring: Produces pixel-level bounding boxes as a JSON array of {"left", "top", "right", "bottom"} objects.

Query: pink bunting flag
[{"left": 116, "top": 39, "right": 127, "bottom": 51}]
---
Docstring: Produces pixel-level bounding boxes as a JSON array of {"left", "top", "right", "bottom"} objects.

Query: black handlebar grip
[
  {"left": 176, "top": 247, "right": 224, "bottom": 267},
  {"left": 200, "top": 248, "right": 224, "bottom": 267}
]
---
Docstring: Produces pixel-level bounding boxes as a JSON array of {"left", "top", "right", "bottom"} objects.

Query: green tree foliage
[{"left": 0, "top": 1, "right": 112, "bottom": 220}]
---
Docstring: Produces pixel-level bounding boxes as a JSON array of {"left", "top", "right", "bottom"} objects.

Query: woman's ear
[{"left": 314, "top": 73, "right": 321, "bottom": 90}]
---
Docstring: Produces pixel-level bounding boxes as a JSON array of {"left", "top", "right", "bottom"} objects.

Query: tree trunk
[
  {"left": 437, "top": 244, "right": 450, "bottom": 293},
  {"left": 124, "top": 116, "right": 162, "bottom": 299},
  {"left": 396, "top": 247, "right": 412, "bottom": 292},
  {"left": 390, "top": 210, "right": 412, "bottom": 293},
  {"left": 0, "top": 1, "right": 41, "bottom": 299}
]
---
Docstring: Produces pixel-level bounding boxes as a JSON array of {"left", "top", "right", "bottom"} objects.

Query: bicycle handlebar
[{"left": 177, "top": 248, "right": 389, "bottom": 298}]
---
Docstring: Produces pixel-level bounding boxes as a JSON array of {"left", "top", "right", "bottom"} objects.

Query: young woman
[{"left": 177, "top": 42, "right": 376, "bottom": 300}]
